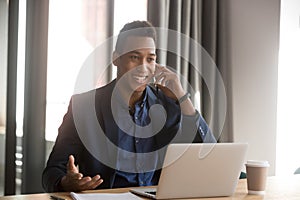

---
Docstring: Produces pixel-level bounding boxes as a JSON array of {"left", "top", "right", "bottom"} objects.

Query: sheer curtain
[
  {"left": 148, "top": 0, "right": 234, "bottom": 142},
  {"left": 46, "top": 0, "right": 114, "bottom": 142},
  {"left": 5, "top": 0, "right": 115, "bottom": 195}
]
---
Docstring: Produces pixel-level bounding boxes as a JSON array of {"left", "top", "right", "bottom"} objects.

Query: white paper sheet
[{"left": 70, "top": 192, "right": 142, "bottom": 200}]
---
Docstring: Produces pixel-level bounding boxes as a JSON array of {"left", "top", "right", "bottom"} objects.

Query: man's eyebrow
[
  {"left": 128, "top": 50, "right": 142, "bottom": 55},
  {"left": 128, "top": 50, "right": 156, "bottom": 56},
  {"left": 149, "top": 53, "right": 157, "bottom": 57}
]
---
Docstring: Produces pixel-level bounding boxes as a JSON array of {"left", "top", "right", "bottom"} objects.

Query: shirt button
[
  {"left": 135, "top": 116, "right": 138, "bottom": 120},
  {"left": 140, "top": 181, "right": 144, "bottom": 185},
  {"left": 136, "top": 140, "right": 139, "bottom": 143}
]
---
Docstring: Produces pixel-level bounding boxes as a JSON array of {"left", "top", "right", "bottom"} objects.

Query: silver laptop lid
[{"left": 156, "top": 143, "right": 248, "bottom": 199}]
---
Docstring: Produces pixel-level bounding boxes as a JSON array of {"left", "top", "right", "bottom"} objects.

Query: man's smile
[{"left": 132, "top": 74, "right": 150, "bottom": 84}]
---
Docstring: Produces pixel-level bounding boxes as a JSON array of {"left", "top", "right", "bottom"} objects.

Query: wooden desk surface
[{"left": 1, "top": 175, "right": 300, "bottom": 200}]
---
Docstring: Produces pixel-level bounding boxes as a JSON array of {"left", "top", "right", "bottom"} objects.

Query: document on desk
[{"left": 70, "top": 192, "right": 142, "bottom": 200}]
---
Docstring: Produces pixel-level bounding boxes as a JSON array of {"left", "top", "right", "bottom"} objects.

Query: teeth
[
  {"left": 133, "top": 75, "right": 147, "bottom": 80},
  {"left": 133, "top": 75, "right": 148, "bottom": 83}
]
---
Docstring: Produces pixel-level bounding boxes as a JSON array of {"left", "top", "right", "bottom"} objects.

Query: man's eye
[
  {"left": 130, "top": 55, "right": 139, "bottom": 60},
  {"left": 148, "top": 58, "right": 155, "bottom": 62}
]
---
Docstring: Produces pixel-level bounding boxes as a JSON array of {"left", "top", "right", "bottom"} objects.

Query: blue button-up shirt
[
  {"left": 114, "top": 89, "right": 157, "bottom": 187},
  {"left": 112, "top": 84, "right": 216, "bottom": 188}
]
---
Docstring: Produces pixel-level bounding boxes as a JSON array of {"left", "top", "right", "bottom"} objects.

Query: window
[
  {"left": 112, "top": 0, "right": 147, "bottom": 78},
  {"left": 276, "top": 0, "right": 300, "bottom": 175},
  {"left": 46, "top": 0, "right": 147, "bottom": 142},
  {"left": 46, "top": 0, "right": 93, "bottom": 141}
]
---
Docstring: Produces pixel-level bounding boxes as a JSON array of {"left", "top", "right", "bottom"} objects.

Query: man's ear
[{"left": 112, "top": 51, "right": 120, "bottom": 66}]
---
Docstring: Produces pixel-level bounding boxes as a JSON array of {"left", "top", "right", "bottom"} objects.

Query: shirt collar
[
  {"left": 145, "top": 84, "right": 158, "bottom": 107},
  {"left": 111, "top": 80, "right": 158, "bottom": 110}
]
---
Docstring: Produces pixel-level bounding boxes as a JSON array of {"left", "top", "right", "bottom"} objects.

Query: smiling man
[{"left": 42, "top": 21, "right": 216, "bottom": 192}]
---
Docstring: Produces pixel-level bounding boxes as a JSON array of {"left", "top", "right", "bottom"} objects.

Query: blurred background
[{"left": 0, "top": 0, "right": 299, "bottom": 196}]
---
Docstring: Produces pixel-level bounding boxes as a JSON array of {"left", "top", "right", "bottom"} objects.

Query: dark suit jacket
[{"left": 42, "top": 80, "right": 216, "bottom": 192}]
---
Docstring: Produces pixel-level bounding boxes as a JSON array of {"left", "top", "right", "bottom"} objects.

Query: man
[{"left": 42, "top": 21, "right": 216, "bottom": 192}]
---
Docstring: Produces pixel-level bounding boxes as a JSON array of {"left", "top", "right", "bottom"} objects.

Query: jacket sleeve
[
  {"left": 42, "top": 97, "right": 83, "bottom": 192},
  {"left": 162, "top": 93, "right": 217, "bottom": 143},
  {"left": 181, "top": 111, "right": 217, "bottom": 143}
]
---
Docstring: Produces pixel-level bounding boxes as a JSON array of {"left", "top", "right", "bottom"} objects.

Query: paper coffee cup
[{"left": 245, "top": 160, "right": 269, "bottom": 195}]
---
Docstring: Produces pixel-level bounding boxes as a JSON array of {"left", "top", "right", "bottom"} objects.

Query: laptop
[{"left": 130, "top": 143, "right": 248, "bottom": 199}]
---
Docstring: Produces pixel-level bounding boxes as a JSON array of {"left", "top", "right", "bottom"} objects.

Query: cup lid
[{"left": 246, "top": 160, "right": 270, "bottom": 167}]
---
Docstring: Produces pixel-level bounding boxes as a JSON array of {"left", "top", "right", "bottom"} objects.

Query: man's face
[{"left": 114, "top": 36, "right": 156, "bottom": 93}]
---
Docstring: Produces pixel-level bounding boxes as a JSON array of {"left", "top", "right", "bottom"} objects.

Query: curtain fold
[
  {"left": 22, "top": 0, "right": 115, "bottom": 194},
  {"left": 81, "top": 0, "right": 115, "bottom": 87},
  {"left": 22, "top": 0, "right": 49, "bottom": 194},
  {"left": 5, "top": 0, "right": 18, "bottom": 195},
  {"left": 148, "top": 0, "right": 233, "bottom": 142}
]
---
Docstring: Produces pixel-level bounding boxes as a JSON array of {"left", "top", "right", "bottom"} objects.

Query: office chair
[{"left": 239, "top": 171, "right": 247, "bottom": 179}]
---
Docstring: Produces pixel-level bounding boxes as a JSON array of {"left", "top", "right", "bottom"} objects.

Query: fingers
[
  {"left": 155, "top": 63, "right": 164, "bottom": 71},
  {"left": 61, "top": 173, "right": 104, "bottom": 191},
  {"left": 154, "top": 63, "right": 185, "bottom": 99},
  {"left": 67, "top": 155, "right": 79, "bottom": 173},
  {"left": 68, "top": 171, "right": 83, "bottom": 180},
  {"left": 77, "top": 175, "right": 104, "bottom": 190},
  {"left": 154, "top": 63, "right": 166, "bottom": 76},
  {"left": 154, "top": 64, "right": 169, "bottom": 86},
  {"left": 62, "top": 155, "right": 104, "bottom": 191}
]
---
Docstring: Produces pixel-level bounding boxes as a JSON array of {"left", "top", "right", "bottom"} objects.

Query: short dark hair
[{"left": 115, "top": 21, "right": 156, "bottom": 53}]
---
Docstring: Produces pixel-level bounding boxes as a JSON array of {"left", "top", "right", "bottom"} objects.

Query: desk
[{"left": 1, "top": 175, "right": 300, "bottom": 199}]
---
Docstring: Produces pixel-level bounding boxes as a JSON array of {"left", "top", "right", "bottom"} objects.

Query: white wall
[{"left": 228, "top": 0, "right": 280, "bottom": 175}]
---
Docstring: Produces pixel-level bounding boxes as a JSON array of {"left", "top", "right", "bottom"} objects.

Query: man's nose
[{"left": 137, "top": 59, "right": 148, "bottom": 71}]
